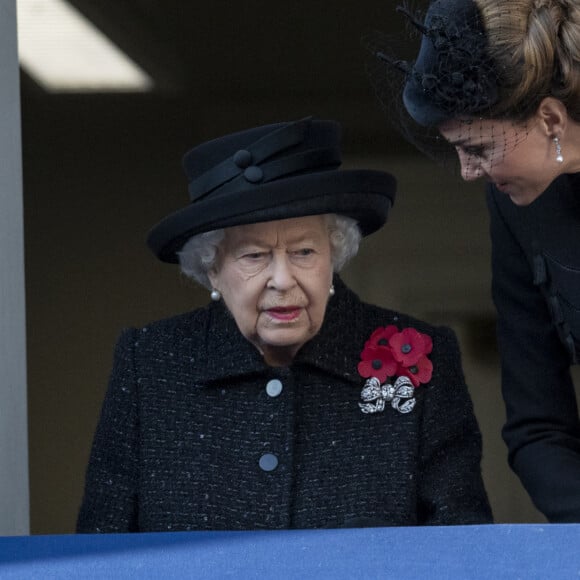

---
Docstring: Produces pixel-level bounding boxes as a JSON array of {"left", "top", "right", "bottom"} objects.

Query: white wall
[{"left": 0, "top": 0, "right": 29, "bottom": 535}]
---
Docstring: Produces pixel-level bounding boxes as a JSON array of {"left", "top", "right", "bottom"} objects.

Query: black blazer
[
  {"left": 77, "top": 277, "right": 491, "bottom": 532},
  {"left": 487, "top": 175, "right": 580, "bottom": 522}
]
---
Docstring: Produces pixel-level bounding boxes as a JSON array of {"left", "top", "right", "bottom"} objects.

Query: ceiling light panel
[{"left": 17, "top": 0, "right": 153, "bottom": 92}]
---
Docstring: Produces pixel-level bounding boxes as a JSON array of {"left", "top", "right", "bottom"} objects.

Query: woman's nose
[
  {"left": 458, "top": 151, "right": 484, "bottom": 182},
  {"left": 267, "top": 254, "right": 296, "bottom": 291}
]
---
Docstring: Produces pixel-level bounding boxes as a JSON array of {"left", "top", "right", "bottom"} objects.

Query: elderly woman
[{"left": 77, "top": 117, "right": 492, "bottom": 532}]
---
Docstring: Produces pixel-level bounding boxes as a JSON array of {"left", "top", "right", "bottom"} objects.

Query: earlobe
[{"left": 207, "top": 269, "right": 218, "bottom": 289}]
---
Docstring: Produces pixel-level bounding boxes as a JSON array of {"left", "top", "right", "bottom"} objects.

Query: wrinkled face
[
  {"left": 208, "top": 215, "right": 334, "bottom": 366},
  {"left": 438, "top": 117, "right": 562, "bottom": 206}
]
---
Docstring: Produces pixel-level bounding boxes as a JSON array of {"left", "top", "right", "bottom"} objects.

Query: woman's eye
[
  {"left": 243, "top": 252, "right": 266, "bottom": 260},
  {"left": 294, "top": 248, "right": 314, "bottom": 257},
  {"left": 462, "top": 145, "right": 486, "bottom": 158}
]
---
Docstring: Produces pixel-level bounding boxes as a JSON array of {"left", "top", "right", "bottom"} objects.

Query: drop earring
[
  {"left": 329, "top": 285, "right": 335, "bottom": 297},
  {"left": 210, "top": 289, "right": 221, "bottom": 301},
  {"left": 554, "top": 137, "right": 564, "bottom": 163}
]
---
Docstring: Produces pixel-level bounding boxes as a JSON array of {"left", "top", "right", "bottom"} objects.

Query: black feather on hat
[{"left": 147, "top": 117, "right": 396, "bottom": 263}]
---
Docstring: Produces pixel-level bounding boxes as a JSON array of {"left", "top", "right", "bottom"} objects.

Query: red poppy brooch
[{"left": 357, "top": 325, "right": 433, "bottom": 414}]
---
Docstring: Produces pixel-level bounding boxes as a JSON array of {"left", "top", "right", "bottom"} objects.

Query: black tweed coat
[
  {"left": 77, "top": 277, "right": 492, "bottom": 532},
  {"left": 487, "top": 175, "right": 580, "bottom": 522}
]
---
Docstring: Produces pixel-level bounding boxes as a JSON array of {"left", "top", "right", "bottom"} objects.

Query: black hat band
[
  {"left": 187, "top": 117, "right": 314, "bottom": 201},
  {"left": 189, "top": 146, "right": 341, "bottom": 202}
]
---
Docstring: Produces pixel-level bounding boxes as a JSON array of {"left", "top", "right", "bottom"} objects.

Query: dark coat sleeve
[
  {"left": 77, "top": 329, "right": 140, "bottom": 533},
  {"left": 487, "top": 187, "right": 580, "bottom": 522},
  {"left": 417, "top": 326, "right": 493, "bottom": 525}
]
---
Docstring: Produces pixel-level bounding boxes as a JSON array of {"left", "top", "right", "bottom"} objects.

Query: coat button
[
  {"left": 266, "top": 379, "right": 283, "bottom": 397},
  {"left": 259, "top": 453, "right": 278, "bottom": 472},
  {"left": 533, "top": 254, "right": 547, "bottom": 285}
]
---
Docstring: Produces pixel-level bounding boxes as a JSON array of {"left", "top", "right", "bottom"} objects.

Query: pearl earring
[
  {"left": 554, "top": 137, "right": 564, "bottom": 163},
  {"left": 210, "top": 289, "right": 221, "bottom": 301},
  {"left": 329, "top": 285, "right": 335, "bottom": 297}
]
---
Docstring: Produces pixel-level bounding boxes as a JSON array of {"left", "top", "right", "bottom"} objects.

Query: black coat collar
[{"left": 195, "top": 276, "right": 373, "bottom": 387}]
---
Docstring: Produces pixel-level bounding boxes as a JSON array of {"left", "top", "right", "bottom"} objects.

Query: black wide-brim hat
[{"left": 147, "top": 117, "right": 396, "bottom": 263}]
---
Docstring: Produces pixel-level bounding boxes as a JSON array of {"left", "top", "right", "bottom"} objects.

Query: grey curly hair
[{"left": 178, "top": 214, "right": 362, "bottom": 289}]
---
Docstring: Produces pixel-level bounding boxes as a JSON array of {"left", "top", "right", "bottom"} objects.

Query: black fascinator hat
[
  {"left": 365, "top": 0, "right": 501, "bottom": 160},
  {"left": 400, "top": 0, "right": 498, "bottom": 126},
  {"left": 147, "top": 117, "right": 396, "bottom": 263}
]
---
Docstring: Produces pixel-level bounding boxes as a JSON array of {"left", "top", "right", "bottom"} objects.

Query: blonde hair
[{"left": 476, "top": 0, "right": 580, "bottom": 121}]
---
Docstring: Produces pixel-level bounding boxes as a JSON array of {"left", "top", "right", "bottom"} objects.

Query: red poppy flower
[
  {"left": 390, "top": 328, "right": 432, "bottom": 366},
  {"left": 357, "top": 345, "right": 398, "bottom": 384},
  {"left": 397, "top": 355, "right": 433, "bottom": 387},
  {"left": 358, "top": 325, "right": 434, "bottom": 390},
  {"left": 364, "top": 325, "right": 399, "bottom": 349}
]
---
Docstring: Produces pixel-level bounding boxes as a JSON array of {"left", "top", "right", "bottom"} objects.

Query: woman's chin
[
  {"left": 256, "top": 328, "right": 314, "bottom": 363},
  {"left": 494, "top": 182, "right": 537, "bottom": 206}
]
